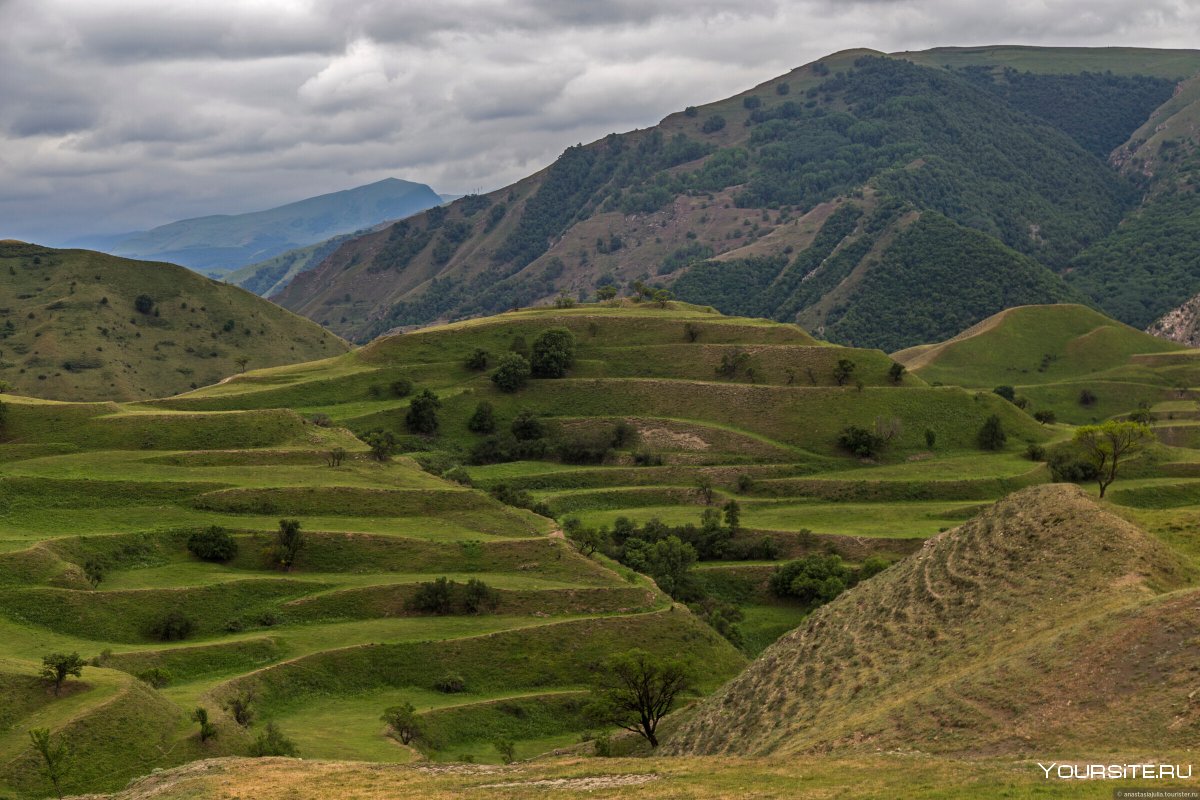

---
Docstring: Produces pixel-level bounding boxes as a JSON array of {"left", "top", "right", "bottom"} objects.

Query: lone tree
[
  {"left": 596, "top": 284, "right": 618, "bottom": 301},
  {"left": 1073, "top": 420, "right": 1154, "bottom": 498},
  {"left": 134, "top": 294, "right": 154, "bottom": 314},
  {"left": 833, "top": 358, "right": 856, "bottom": 386},
  {"left": 491, "top": 353, "right": 531, "bottom": 392},
  {"left": 381, "top": 702, "right": 423, "bottom": 745},
  {"left": 362, "top": 429, "right": 397, "bottom": 461},
  {"left": 40, "top": 653, "right": 84, "bottom": 696},
  {"left": 977, "top": 415, "right": 1007, "bottom": 451},
  {"left": 29, "top": 728, "right": 69, "bottom": 800},
  {"left": 530, "top": 327, "right": 576, "bottom": 378},
  {"left": 586, "top": 649, "right": 692, "bottom": 748},
  {"left": 273, "top": 519, "right": 304, "bottom": 571},
  {"left": 191, "top": 706, "right": 217, "bottom": 743},
  {"left": 405, "top": 389, "right": 441, "bottom": 435},
  {"left": 887, "top": 361, "right": 906, "bottom": 384},
  {"left": 234, "top": 356, "right": 250, "bottom": 373},
  {"left": 467, "top": 401, "right": 496, "bottom": 434}
]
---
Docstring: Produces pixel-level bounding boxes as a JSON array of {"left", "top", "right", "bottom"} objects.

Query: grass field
[{"left": 5, "top": 300, "right": 1200, "bottom": 798}]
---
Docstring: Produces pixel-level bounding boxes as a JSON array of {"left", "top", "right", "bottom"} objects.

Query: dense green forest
[
  {"left": 955, "top": 67, "right": 1177, "bottom": 157},
  {"left": 1066, "top": 191, "right": 1200, "bottom": 327},
  {"left": 821, "top": 214, "right": 1082, "bottom": 349}
]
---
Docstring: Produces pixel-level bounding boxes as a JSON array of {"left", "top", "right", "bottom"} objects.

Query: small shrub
[
  {"left": 493, "top": 737, "right": 516, "bottom": 764},
  {"left": 187, "top": 526, "right": 238, "bottom": 562},
  {"left": 137, "top": 667, "right": 173, "bottom": 688},
  {"left": 465, "top": 348, "right": 490, "bottom": 371},
  {"left": 134, "top": 294, "right": 154, "bottom": 314},
  {"left": 390, "top": 377, "right": 414, "bottom": 397},
  {"left": 408, "top": 577, "right": 456, "bottom": 615},
  {"left": 467, "top": 401, "right": 497, "bottom": 434},
  {"left": 1079, "top": 388, "right": 1097, "bottom": 406},
  {"left": 151, "top": 611, "right": 195, "bottom": 642},
  {"left": 993, "top": 385, "right": 1016, "bottom": 402},
  {"left": 838, "top": 425, "right": 884, "bottom": 458},
  {"left": 249, "top": 722, "right": 298, "bottom": 757},
  {"left": 463, "top": 578, "right": 501, "bottom": 613},
  {"left": 977, "top": 415, "right": 1007, "bottom": 451},
  {"left": 434, "top": 673, "right": 466, "bottom": 693},
  {"left": 1026, "top": 443, "right": 1046, "bottom": 461},
  {"left": 442, "top": 465, "right": 473, "bottom": 486},
  {"left": 492, "top": 353, "right": 531, "bottom": 392}
]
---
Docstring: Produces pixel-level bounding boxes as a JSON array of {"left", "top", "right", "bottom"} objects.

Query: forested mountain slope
[{"left": 272, "top": 47, "right": 1200, "bottom": 352}]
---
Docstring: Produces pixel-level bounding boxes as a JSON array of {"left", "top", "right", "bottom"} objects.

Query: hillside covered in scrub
[
  {"left": 270, "top": 46, "right": 1200, "bottom": 351},
  {"left": 0, "top": 242, "right": 348, "bottom": 401}
]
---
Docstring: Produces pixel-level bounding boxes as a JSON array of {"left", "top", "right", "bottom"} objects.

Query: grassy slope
[
  {"left": 895, "top": 45, "right": 1200, "bottom": 78},
  {"left": 9, "top": 301, "right": 1200, "bottom": 797},
  {"left": 667, "top": 485, "right": 1194, "bottom": 756},
  {"left": 895, "top": 303, "right": 1183, "bottom": 386},
  {"left": 0, "top": 243, "right": 348, "bottom": 401}
]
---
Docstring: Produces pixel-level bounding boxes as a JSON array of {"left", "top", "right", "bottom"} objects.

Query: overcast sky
[{"left": 2, "top": 0, "right": 1198, "bottom": 244}]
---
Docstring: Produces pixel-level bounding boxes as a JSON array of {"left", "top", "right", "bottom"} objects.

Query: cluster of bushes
[
  {"left": 468, "top": 407, "right": 639, "bottom": 468},
  {"left": 406, "top": 577, "right": 502, "bottom": 615},
  {"left": 768, "top": 553, "right": 890, "bottom": 605},
  {"left": 489, "top": 483, "right": 552, "bottom": 517}
]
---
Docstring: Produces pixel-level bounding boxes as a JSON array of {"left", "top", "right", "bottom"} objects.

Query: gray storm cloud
[{"left": 1, "top": 0, "right": 1197, "bottom": 243}]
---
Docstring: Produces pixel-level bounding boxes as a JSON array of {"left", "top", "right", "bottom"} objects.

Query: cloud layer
[{"left": 2, "top": 0, "right": 1197, "bottom": 243}]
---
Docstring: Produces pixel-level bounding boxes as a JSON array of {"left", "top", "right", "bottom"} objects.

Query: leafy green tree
[
  {"left": 977, "top": 414, "right": 1007, "bottom": 450},
  {"left": 249, "top": 722, "right": 299, "bottom": 757},
  {"left": 362, "top": 429, "right": 397, "bottom": 461},
  {"left": 530, "top": 328, "right": 576, "bottom": 378},
  {"left": 695, "top": 475, "right": 714, "bottom": 505},
  {"left": 191, "top": 706, "right": 217, "bottom": 743},
  {"left": 652, "top": 289, "right": 673, "bottom": 308},
  {"left": 28, "top": 728, "right": 69, "bottom": 799},
  {"left": 463, "top": 578, "right": 501, "bottom": 613},
  {"left": 993, "top": 385, "right": 1016, "bottom": 402},
  {"left": 1073, "top": 420, "right": 1154, "bottom": 497},
  {"left": 274, "top": 519, "right": 304, "bottom": 571},
  {"left": 887, "top": 362, "right": 906, "bottom": 384},
  {"left": 405, "top": 389, "right": 441, "bottom": 435},
  {"left": 464, "top": 348, "right": 490, "bottom": 370},
  {"left": 467, "top": 401, "right": 496, "bottom": 434},
  {"left": 510, "top": 409, "right": 546, "bottom": 441},
  {"left": 382, "top": 702, "right": 423, "bottom": 745},
  {"left": 137, "top": 667, "right": 173, "bottom": 688},
  {"left": 326, "top": 447, "right": 347, "bottom": 467},
  {"left": 407, "top": 577, "right": 455, "bottom": 614},
  {"left": 595, "top": 284, "right": 618, "bottom": 301},
  {"left": 1033, "top": 410, "right": 1057, "bottom": 425},
  {"left": 134, "top": 294, "right": 154, "bottom": 314},
  {"left": 769, "top": 554, "right": 852, "bottom": 604},
  {"left": 493, "top": 737, "right": 516, "bottom": 763},
  {"left": 40, "top": 652, "right": 84, "bottom": 696},
  {"left": 188, "top": 526, "right": 238, "bottom": 562},
  {"left": 838, "top": 425, "right": 884, "bottom": 457},
  {"left": 623, "top": 536, "right": 697, "bottom": 598},
  {"left": 83, "top": 558, "right": 104, "bottom": 589},
  {"left": 586, "top": 649, "right": 692, "bottom": 747},
  {"left": 491, "top": 353, "right": 531, "bottom": 392},
  {"left": 833, "top": 358, "right": 856, "bottom": 386},
  {"left": 563, "top": 518, "right": 610, "bottom": 556},
  {"left": 151, "top": 610, "right": 195, "bottom": 641},
  {"left": 722, "top": 499, "right": 741, "bottom": 532}
]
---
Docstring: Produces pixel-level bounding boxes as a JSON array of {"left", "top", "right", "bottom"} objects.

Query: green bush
[
  {"left": 187, "top": 526, "right": 238, "bottom": 562},
  {"left": 530, "top": 328, "right": 576, "bottom": 378},
  {"left": 492, "top": 353, "right": 531, "bottom": 392}
]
